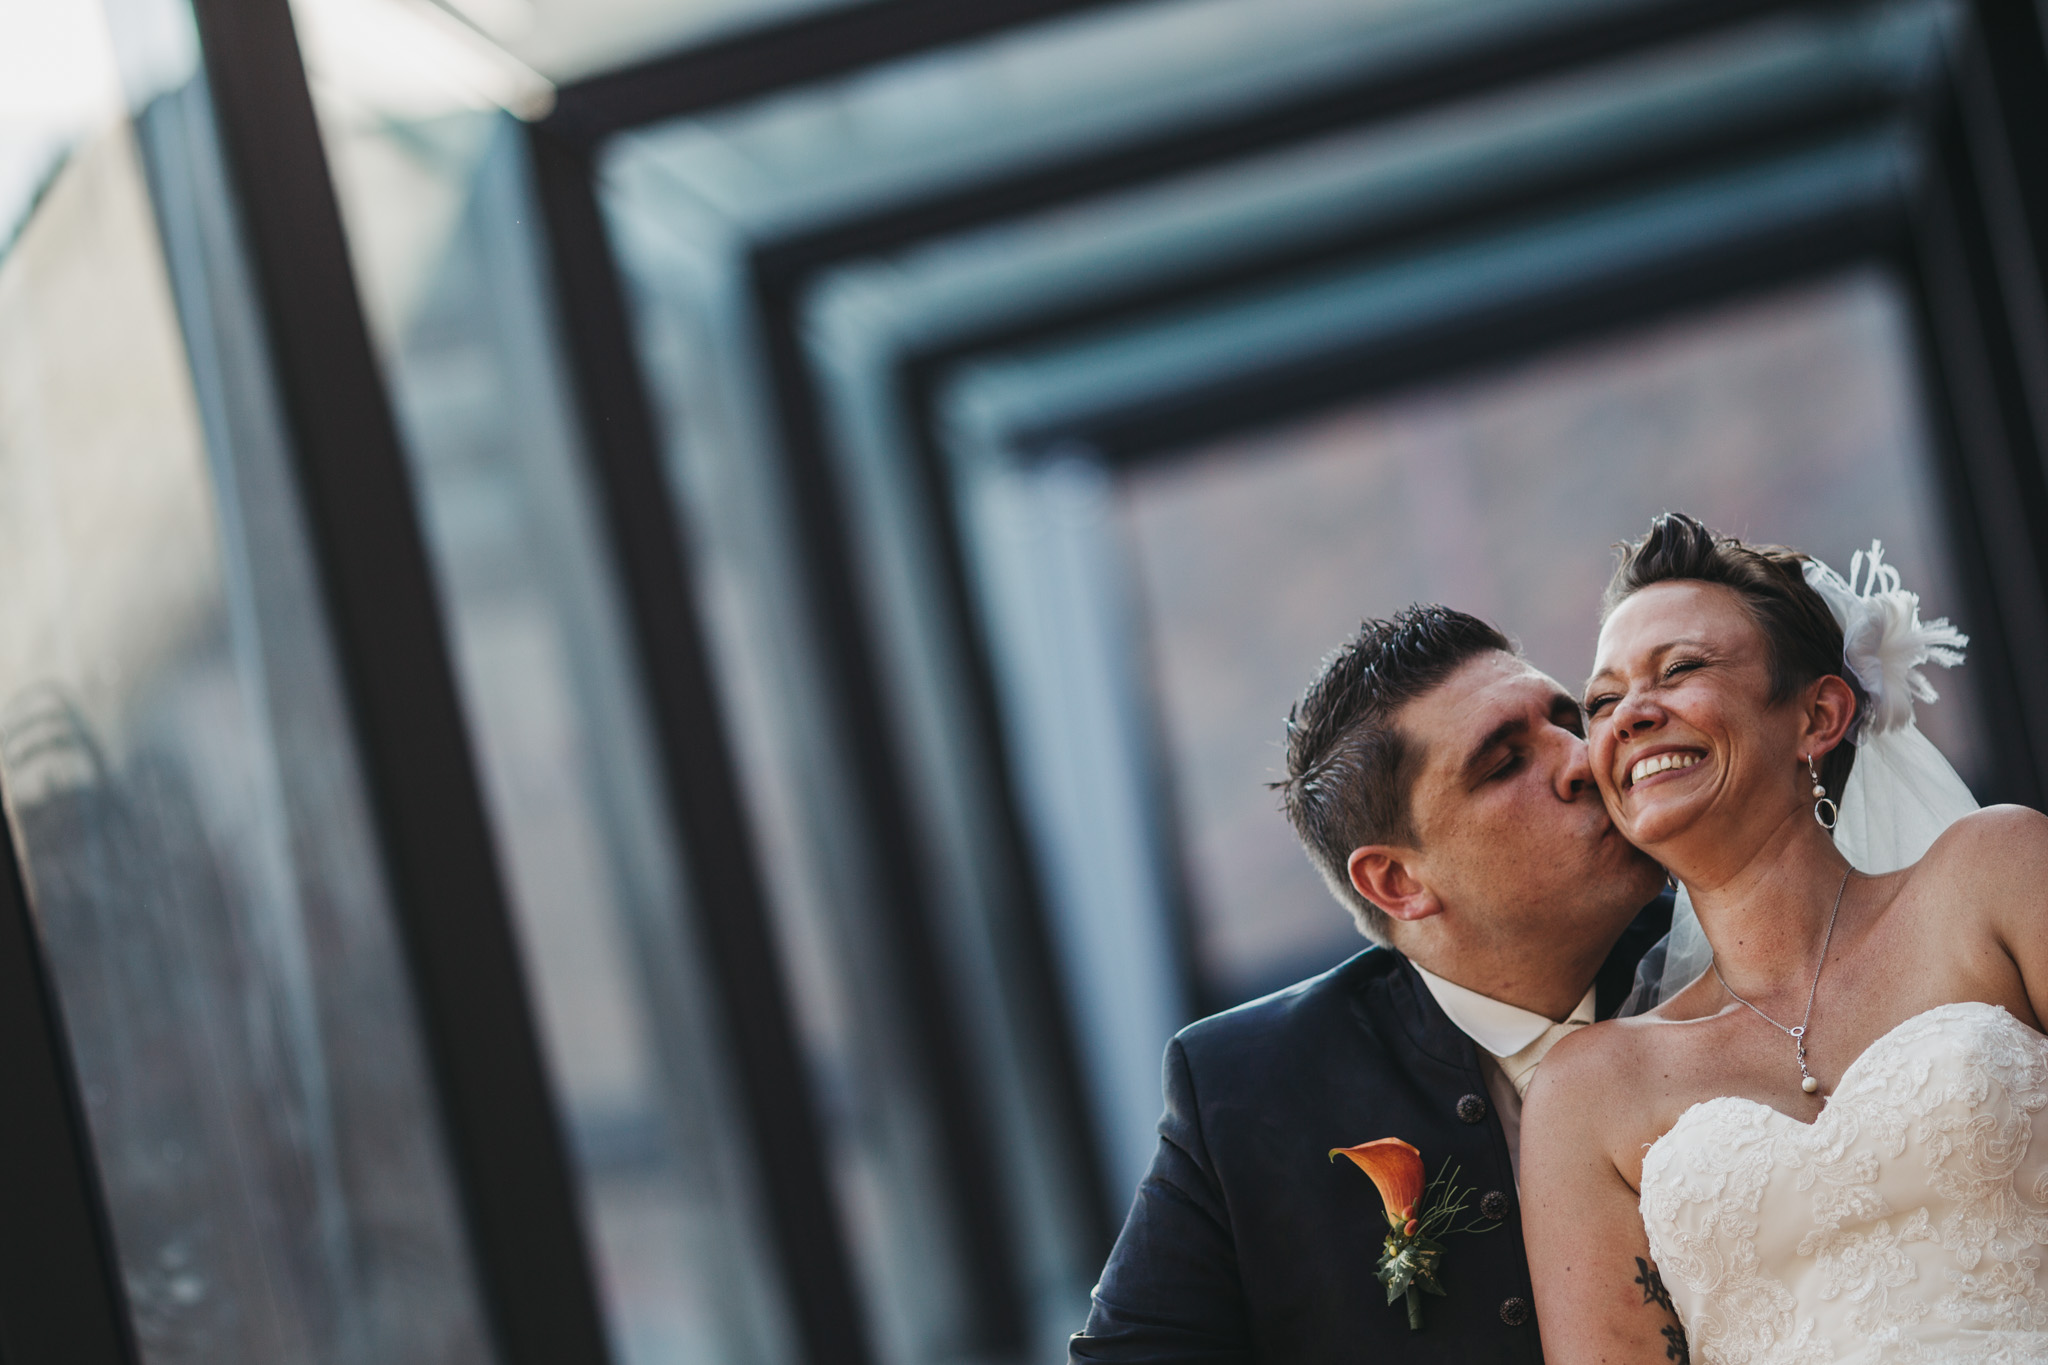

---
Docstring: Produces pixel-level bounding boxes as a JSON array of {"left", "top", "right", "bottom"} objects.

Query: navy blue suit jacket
[{"left": 1070, "top": 897, "right": 1672, "bottom": 1364}]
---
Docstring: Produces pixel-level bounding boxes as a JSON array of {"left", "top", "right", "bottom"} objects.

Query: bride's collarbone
[
  {"left": 1636, "top": 985, "right": 2033, "bottom": 1148},
  {"left": 1641, "top": 1014, "right": 1826, "bottom": 1123}
]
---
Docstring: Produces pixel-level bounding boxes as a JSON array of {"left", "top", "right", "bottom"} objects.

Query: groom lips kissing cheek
[{"left": 1070, "top": 605, "right": 1670, "bottom": 1365}]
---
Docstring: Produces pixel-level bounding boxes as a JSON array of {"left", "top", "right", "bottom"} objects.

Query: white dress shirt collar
[{"left": 1408, "top": 961, "right": 1596, "bottom": 1060}]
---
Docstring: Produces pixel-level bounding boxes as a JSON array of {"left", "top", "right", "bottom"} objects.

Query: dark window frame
[
  {"left": 524, "top": 130, "right": 877, "bottom": 1365},
  {"left": 171, "top": 3, "right": 617, "bottom": 1362},
  {"left": 0, "top": 776, "right": 139, "bottom": 1365}
]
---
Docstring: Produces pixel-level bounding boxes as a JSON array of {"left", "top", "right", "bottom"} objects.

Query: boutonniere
[{"left": 1330, "top": 1138, "right": 1496, "bottom": 1330}]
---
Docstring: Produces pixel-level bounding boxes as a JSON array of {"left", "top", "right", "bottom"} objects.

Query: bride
[{"left": 1521, "top": 511, "right": 2048, "bottom": 1363}]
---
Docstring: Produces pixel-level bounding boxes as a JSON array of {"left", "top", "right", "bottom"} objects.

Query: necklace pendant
[{"left": 1711, "top": 867, "right": 1851, "bottom": 1109}]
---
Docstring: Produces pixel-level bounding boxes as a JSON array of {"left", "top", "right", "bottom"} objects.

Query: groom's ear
[{"left": 1347, "top": 846, "right": 1442, "bottom": 924}]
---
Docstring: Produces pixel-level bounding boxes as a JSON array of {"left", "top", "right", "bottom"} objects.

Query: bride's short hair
[
  {"left": 1605, "top": 511, "right": 1865, "bottom": 801},
  {"left": 1278, "top": 605, "right": 1514, "bottom": 945}
]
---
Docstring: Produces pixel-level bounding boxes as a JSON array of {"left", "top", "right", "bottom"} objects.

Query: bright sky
[
  {"left": 0, "top": 0, "right": 122, "bottom": 246},
  {"left": 291, "top": 0, "right": 553, "bottom": 121},
  {"left": 0, "top": 0, "right": 559, "bottom": 254}
]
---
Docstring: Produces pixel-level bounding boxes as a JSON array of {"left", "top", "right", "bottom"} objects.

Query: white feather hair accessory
[{"left": 1801, "top": 542, "right": 1967, "bottom": 739}]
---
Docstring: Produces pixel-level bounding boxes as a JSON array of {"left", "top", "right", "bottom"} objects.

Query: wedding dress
[{"left": 1639, "top": 1001, "right": 2048, "bottom": 1363}]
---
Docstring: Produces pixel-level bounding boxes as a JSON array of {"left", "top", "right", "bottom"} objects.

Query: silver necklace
[{"left": 1711, "top": 867, "right": 1851, "bottom": 1098}]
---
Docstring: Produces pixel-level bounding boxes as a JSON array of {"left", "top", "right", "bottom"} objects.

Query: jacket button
[
  {"left": 1456, "top": 1093, "right": 1488, "bottom": 1124},
  {"left": 1480, "top": 1190, "right": 1510, "bottom": 1221},
  {"left": 1499, "top": 1296, "right": 1532, "bottom": 1327}
]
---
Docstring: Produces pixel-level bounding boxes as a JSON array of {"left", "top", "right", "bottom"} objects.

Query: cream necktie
[{"left": 1495, "top": 1016, "right": 1589, "bottom": 1098}]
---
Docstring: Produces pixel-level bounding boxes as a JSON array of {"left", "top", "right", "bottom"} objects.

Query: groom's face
[{"left": 1393, "top": 653, "right": 1663, "bottom": 953}]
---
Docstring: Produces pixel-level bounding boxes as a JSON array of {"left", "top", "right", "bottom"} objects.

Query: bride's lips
[{"left": 1621, "top": 745, "right": 1706, "bottom": 791}]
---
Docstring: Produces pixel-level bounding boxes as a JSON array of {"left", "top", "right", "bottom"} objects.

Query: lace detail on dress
[{"left": 1640, "top": 1003, "right": 2048, "bottom": 1364}]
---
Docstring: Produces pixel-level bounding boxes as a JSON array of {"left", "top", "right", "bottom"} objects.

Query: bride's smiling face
[{"left": 1584, "top": 580, "right": 1823, "bottom": 854}]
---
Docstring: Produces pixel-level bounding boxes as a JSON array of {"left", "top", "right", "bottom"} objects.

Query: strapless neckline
[
  {"left": 1638, "top": 999, "right": 2048, "bottom": 1364},
  {"left": 1648, "top": 1000, "right": 2022, "bottom": 1151}
]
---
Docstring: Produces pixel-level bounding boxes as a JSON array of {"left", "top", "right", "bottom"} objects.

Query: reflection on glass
[
  {"left": 611, "top": 0, "right": 1480, "bottom": 242},
  {"left": 292, "top": 4, "right": 798, "bottom": 1360},
  {"left": 0, "top": 41, "right": 489, "bottom": 1365},
  {"left": 1121, "top": 271, "right": 1985, "bottom": 1005},
  {"left": 621, "top": 206, "right": 972, "bottom": 1365},
  {"left": 407, "top": 0, "right": 856, "bottom": 83}
]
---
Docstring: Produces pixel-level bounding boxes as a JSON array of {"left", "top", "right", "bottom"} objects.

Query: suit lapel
[{"left": 1381, "top": 952, "right": 1482, "bottom": 1069}]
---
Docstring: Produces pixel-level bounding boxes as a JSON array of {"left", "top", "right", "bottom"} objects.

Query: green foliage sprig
[{"left": 1373, "top": 1160, "right": 1498, "bottom": 1330}]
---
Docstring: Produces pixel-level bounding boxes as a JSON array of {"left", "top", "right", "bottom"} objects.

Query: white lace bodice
[{"left": 1639, "top": 1002, "right": 2048, "bottom": 1364}]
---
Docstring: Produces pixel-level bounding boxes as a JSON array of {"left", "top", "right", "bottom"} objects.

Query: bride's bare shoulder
[
  {"left": 1526, "top": 1012, "right": 1670, "bottom": 1112},
  {"left": 1528, "top": 1002, "right": 1729, "bottom": 1173},
  {"left": 1912, "top": 806, "right": 2048, "bottom": 886},
  {"left": 1897, "top": 809, "right": 2048, "bottom": 953},
  {"left": 1532, "top": 967, "right": 1731, "bottom": 1103}
]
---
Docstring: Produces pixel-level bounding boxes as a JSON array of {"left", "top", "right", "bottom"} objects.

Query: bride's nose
[{"left": 1610, "top": 687, "right": 1663, "bottom": 734}]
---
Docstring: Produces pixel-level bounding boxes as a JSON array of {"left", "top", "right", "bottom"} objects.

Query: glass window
[
  {"left": 1121, "top": 270, "right": 1987, "bottom": 1005},
  {"left": 606, "top": 0, "right": 1952, "bottom": 1241},
  {"left": 617, "top": 192, "right": 994, "bottom": 1365},
  {"left": 0, "top": 0, "right": 118, "bottom": 244},
  {"left": 595, "top": 3, "right": 1544, "bottom": 1344},
  {"left": 918, "top": 96, "right": 1941, "bottom": 1188},
  {"left": 382, "top": 0, "right": 863, "bottom": 85},
  {"left": 609, "top": 0, "right": 1521, "bottom": 238},
  {"left": 291, "top": 5, "right": 798, "bottom": 1363},
  {"left": 0, "top": 4, "right": 491, "bottom": 1362}
]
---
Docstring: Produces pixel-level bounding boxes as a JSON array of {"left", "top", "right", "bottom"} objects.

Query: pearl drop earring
[{"left": 1807, "top": 754, "right": 1838, "bottom": 831}]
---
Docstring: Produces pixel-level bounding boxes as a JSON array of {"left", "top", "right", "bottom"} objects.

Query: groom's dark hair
[
  {"left": 1605, "top": 511, "right": 1863, "bottom": 800},
  {"left": 1278, "top": 605, "right": 1514, "bottom": 945}
]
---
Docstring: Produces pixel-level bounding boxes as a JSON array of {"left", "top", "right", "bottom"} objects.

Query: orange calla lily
[{"left": 1330, "top": 1137, "right": 1425, "bottom": 1224}]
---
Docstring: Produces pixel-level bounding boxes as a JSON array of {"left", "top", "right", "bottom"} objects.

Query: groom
[{"left": 1069, "top": 605, "right": 1671, "bottom": 1362}]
